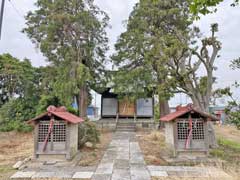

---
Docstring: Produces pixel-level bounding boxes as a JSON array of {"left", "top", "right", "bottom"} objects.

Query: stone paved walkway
[{"left": 92, "top": 132, "right": 151, "bottom": 180}]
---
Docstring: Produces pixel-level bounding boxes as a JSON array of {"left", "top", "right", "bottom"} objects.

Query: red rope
[
  {"left": 42, "top": 119, "right": 54, "bottom": 152},
  {"left": 185, "top": 115, "right": 193, "bottom": 149}
]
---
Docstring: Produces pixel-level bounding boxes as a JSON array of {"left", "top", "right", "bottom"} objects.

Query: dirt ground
[
  {"left": 0, "top": 131, "right": 33, "bottom": 179},
  {"left": 78, "top": 130, "right": 112, "bottom": 166},
  {"left": 214, "top": 124, "right": 240, "bottom": 142}
]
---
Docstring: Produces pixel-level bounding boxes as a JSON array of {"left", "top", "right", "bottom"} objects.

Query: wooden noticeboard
[{"left": 118, "top": 98, "right": 135, "bottom": 117}]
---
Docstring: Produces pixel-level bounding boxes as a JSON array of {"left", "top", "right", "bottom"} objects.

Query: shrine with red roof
[
  {"left": 29, "top": 105, "right": 84, "bottom": 160},
  {"left": 160, "top": 104, "right": 218, "bottom": 157}
]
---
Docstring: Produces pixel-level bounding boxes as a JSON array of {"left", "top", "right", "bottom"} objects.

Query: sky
[{"left": 0, "top": 0, "right": 240, "bottom": 108}]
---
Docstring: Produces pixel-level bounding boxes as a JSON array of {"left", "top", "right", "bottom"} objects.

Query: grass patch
[
  {"left": 217, "top": 138, "right": 240, "bottom": 151},
  {"left": 0, "top": 165, "right": 16, "bottom": 179},
  {"left": 210, "top": 137, "right": 240, "bottom": 176},
  {"left": 210, "top": 137, "right": 240, "bottom": 159},
  {"left": 0, "top": 165, "right": 14, "bottom": 173},
  {"left": 210, "top": 149, "right": 225, "bottom": 158}
]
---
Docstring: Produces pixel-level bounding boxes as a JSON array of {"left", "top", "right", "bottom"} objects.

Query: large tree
[
  {"left": 0, "top": 54, "right": 38, "bottom": 107},
  {"left": 168, "top": 24, "right": 221, "bottom": 112},
  {"left": 112, "top": 0, "right": 190, "bottom": 117},
  {"left": 0, "top": 54, "right": 46, "bottom": 132},
  {"left": 24, "top": 0, "right": 109, "bottom": 118}
]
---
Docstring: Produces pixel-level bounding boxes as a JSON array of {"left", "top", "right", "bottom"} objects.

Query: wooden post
[
  {"left": 173, "top": 120, "right": 178, "bottom": 157},
  {"left": 33, "top": 122, "right": 39, "bottom": 159},
  {"left": 50, "top": 116, "right": 54, "bottom": 151},
  {"left": 66, "top": 123, "right": 71, "bottom": 159}
]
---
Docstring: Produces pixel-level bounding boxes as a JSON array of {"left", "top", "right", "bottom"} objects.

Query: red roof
[
  {"left": 160, "top": 104, "right": 219, "bottom": 122},
  {"left": 28, "top": 106, "right": 84, "bottom": 124}
]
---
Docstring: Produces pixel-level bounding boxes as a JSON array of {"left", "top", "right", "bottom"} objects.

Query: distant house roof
[
  {"left": 160, "top": 104, "right": 219, "bottom": 122},
  {"left": 28, "top": 106, "right": 84, "bottom": 124}
]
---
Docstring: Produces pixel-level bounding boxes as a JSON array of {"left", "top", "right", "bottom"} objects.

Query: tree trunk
[
  {"left": 158, "top": 94, "right": 170, "bottom": 128},
  {"left": 78, "top": 85, "right": 88, "bottom": 119},
  {"left": 159, "top": 99, "right": 170, "bottom": 117}
]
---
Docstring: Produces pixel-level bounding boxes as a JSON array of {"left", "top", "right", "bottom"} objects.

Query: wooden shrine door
[{"left": 118, "top": 98, "right": 135, "bottom": 117}]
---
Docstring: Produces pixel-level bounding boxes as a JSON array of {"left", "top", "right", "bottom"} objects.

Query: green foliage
[
  {"left": 36, "top": 95, "right": 62, "bottom": 114},
  {"left": 78, "top": 120, "right": 100, "bottom": 148},
  {"left": 0, "top": 54, "right": 53, "bottom": 132},
  {"left": 112, "top": 68, "right": 153, "bottom": 100},
  {"left": 0, "top": 98, "right": 35, "bottom": 132},
  {"left": 214, "top": 84, "right": 240, "bottom": 129},
  {"left": 67, "top": 106, "right": 79, "bottom": 116},
  {"left": 189, "top": 0, "right": 239, "bottom": 18},
  {"left": 0, "top": 54, "right": 38, "bottom": 107},
  {"left": 226, "top": 110, "right": 240, "bottom": 129}
]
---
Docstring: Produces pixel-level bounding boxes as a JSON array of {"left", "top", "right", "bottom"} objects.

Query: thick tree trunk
[
  {"left": 78, "top": 85, "right": 88, "bottom": 119},
  {"left": 158, "top": 95, "right": 170, "bottom": 128},
  {"left": 159, "top": 99, "right": 170, "bottom": 117}
]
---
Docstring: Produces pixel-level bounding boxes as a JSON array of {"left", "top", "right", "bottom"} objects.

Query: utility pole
[{"left": 0, "top": 0, "right": 5, "bottom": 39}]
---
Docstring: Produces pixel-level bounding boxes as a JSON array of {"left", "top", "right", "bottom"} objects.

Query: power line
[
  {"left": 0, "top": 0, "right": 25, "bottom": 40},
  {"left": 8, "top": 0, "right": 24, "bottom": 18}
]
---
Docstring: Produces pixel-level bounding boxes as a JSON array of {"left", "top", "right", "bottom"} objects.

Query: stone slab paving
[
  {"left": 11, "top": 171, "right": 36, "bottom": 179},
  {"left": 31, "top": 171, "right": 55, "bottom": 179},
  {"left": 147, "top": 165, "right": 232, "bottom": 179},
  {"left": 93, "top": 132, "right": 151, "bottom": 180},
  {"left": 72, "top": 172, "right": 94, "bottom": 179},
  {"left": 149, "top": 170, "right": 168, "bottom": 177}
]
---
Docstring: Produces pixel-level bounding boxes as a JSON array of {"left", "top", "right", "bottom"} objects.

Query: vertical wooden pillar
[
  {"left": 50, "top": 116, "right": 54, "bottom": 151},
  {"left": 33, "top": 122, "right": 39, "bottom": 159},
  {"left": 66, "top": 123, "right": 71, "bottom": 160}
]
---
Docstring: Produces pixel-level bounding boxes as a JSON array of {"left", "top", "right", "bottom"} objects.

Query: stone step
[
  {"left": 116, "top": 120, "right": 136, "bottom": 132},
  {"left": 116, "top": 127, "right": 136, "bottom": 131},
  {"left": 116, "top": 128, "right": 136, "bottom": 132},
  {"left": 117, "top": 122, "right": 136, "bottom": 125},
  {"left": 117, "top": 125, "right": 136, "bottom": 128}
]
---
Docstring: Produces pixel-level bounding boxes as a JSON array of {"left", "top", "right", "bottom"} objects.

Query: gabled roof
[
  {"left": 28, "top": 106, "right": 84, "bottom": 124},
  {"left": 160, "top": 104, "right": 219, "bottom": 122}
]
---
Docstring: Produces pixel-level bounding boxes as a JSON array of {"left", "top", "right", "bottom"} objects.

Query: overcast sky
[{"left": 0, "top": 0, "right": 240, "bottom": 107}]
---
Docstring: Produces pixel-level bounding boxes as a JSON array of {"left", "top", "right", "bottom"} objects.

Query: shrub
[
  {"left": 67, "top": 106, "right": 79, "bottom": 116},
  {"left": 0, "top": 98, "right": 36, "bottom": 132},
  {"left": 0, "top": 121, "right": 32, "bottom": 133},
  {"left": 36, "top": 95, "right": 62, "bottom": 114},
  {"left": 78, "top": 120, "right": 100, "bottom": 148}
]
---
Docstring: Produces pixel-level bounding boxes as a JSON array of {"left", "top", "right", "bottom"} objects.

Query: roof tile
[
  {"left": 160, "top": 104, "right": 219, "bottom": 122},
  {"left": 29, "top": 106, "right": 84, "bottom": 124}
]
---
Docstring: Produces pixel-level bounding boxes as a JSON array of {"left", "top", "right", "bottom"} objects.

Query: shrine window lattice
[
  {"left": 177, "top": 120, "right": 204, "bottom": 140},
  {"left": 38, "top": 121, "right": 66, "bottom": 142}
]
